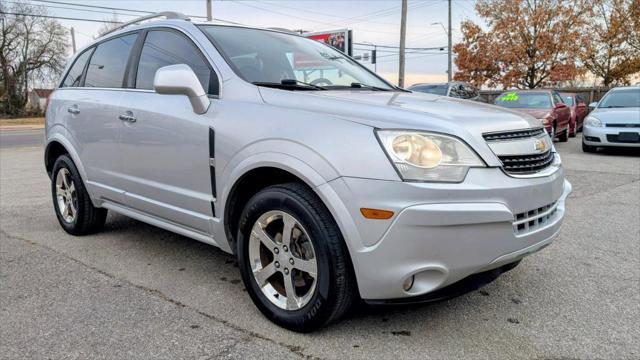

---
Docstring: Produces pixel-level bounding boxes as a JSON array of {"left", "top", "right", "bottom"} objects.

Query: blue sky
[{"left": 21, "top": 0, "right": 482, "bottom": 86}]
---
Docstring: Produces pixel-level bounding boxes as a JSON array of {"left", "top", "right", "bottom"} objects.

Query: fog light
[{"left": 402, "top": 275, "right": 415, "bottom": 291}]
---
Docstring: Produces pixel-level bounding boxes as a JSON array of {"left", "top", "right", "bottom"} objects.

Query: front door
[{"left": 117, "top": 28, "right": 220, "bottom": 235}]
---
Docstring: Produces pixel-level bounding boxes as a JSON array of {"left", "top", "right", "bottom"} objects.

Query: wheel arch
[
  {"left": 44, "top": 135, "right": 86, "bottom": 182},
  {"left": 219, "top": 152, "right": 331, "bottom": 254}
]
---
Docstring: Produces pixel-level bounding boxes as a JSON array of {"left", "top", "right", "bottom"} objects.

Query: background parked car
[
  {"left": 409, "top": 81, "right": 480, "bottom": 100},
  {"left": 560, "top": 92, "right": 589, "bottom": 137},
  {"left": 494, "top": 90, "right": 570, "bottom": 142},
  {"left": 582, "top": 86, "right": 640, "bottom": 152}
]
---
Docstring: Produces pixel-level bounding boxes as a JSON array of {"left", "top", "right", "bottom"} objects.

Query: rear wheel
[
  {"left": 236, "top": 183, "right": 355, "bottom": 332},
  {"left": 51, "top": 155, "right": 107, "bottom": 235}
]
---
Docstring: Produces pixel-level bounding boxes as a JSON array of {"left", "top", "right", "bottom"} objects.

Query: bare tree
[
  {"left": 1, "top": 1, "right": 68, "bottom": 116},
  {"left": 96, "top": 12, "right": 122, "bottom": 37}
]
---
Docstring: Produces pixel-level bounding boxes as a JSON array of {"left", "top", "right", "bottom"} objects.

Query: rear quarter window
[
  {"left": 84, "top": 33, "right": 138, "bottom": 88},
  {"left": 61, "top": 48, "right": 94, "bottom": 87}
]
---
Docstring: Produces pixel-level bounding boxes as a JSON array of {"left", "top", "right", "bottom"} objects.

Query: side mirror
[
  {"left": 154, "top": 64, "right": 210, "bottom": 114},
  {"left": 588, "top": 102, "right": 598, "bottom": 109}
]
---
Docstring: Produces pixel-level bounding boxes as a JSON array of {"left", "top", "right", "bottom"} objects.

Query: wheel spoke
[
  {"left": 253, "top": 262, "right": 276, "bottom": 287},
  {"left": 283, "top": 272, "right": 299, "bottom": 309},
  {"left": 56, "top": 184, "right": 65, "bottom": 197},
  {"left": 62, "top": 202, "right": 70, "bottom": 219},
  {"left": 67, "top": 200, "right": 76, "bottom": 219},
  {"left": 68, "top": 181, "right": 76, "bottom": 195},
  {"left": 293, "top": 258, "right": 317, "bottom": 278},
  {"left": 281, "top": 213, "right": 295, "bottom": 248},
  {"left": 62, "top": 171, "right": 71, "bottom": 189},
  {"left": 251, "top": 224, "right": 277, "bottom": 250}
]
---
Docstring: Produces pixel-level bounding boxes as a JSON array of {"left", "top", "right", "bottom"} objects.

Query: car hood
[
  {"left": 259, "top": 88, "right": 540, "bottom": 131},
  {"left": 258, "top": 89, "right": 544, "bottom": 167},
  {"left": 503, "top": 108, "right": 550, "bottom": 119},
  {"left": 591, "top": 107, "right": 640, "bottom": 124}
]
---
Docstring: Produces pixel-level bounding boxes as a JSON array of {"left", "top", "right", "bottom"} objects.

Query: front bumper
[
  {"left": 325, "top": 167, "right": 571, "bottom": 300},
  {"left": 583, "top": 125, "right": 640, "bottom": 147}
]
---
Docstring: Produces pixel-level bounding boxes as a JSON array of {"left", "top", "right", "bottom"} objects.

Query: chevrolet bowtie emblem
[{"left": 534, "top": 139, "right": 547, "bottom": 152}]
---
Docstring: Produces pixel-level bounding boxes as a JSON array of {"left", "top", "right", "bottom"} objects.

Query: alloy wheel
[
  {"left": 55, "top": 168, "right": 77, "bottom": 223},
  {"left": 248, "top": 210, "right": 318, "bottom": 310}
]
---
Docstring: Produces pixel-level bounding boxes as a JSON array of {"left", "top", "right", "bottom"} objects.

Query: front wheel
[
  {"left": 582, "top": 139, "right": 597, "bottom": 153},
  {"left": 51, "top": 155, "right": 107, "bottom": 235},
  {"left": 236, "top": 183, "right": 356, "bottom": 332},
  {"left": 558, "top": 127, "right": 569, "bottom": 142}
]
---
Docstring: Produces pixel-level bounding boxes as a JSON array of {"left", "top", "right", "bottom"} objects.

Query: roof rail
[{"left": 102, "top": 11, "right": 189, "bottom": 36}]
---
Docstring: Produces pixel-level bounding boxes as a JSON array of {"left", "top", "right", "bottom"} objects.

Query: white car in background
[{"left": 583, "top": 86, "right": 640, "bottom": 152}]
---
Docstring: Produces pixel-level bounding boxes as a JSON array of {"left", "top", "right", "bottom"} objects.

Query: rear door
[
  {"left": 117, "top": 28, "right": 220, "bottom": 234},
  {"left": 64, "top": 33, "right": 140, "bottom": 202}
]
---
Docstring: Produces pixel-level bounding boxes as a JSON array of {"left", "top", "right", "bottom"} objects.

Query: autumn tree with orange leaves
[
  {"left": 454, "top": 0, "right": 588, "bottom": 89},
  {"left": 579, "top": 0, "right": 640, "bottom": 86}
]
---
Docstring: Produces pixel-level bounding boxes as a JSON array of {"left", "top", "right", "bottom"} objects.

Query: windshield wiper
[
  {"left": 252, "top": 79, "right": 326, "bottom": 91},
  {"left": 349, "top": 82, "right": 391, "bottom": 91}
]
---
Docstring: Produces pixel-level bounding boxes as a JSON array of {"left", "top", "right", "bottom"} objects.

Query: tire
[
  {"left": 582, "top": 139, "right": 596, "bottom": 153},
  {"left": 51, "top": 155, "right": 107, "bottom": 235},
  {"left": 236, "top": 183, "right": 356, "bottom": 332},
  {"left": 558, "top": 127, "right": 569, "bottom": 142}
]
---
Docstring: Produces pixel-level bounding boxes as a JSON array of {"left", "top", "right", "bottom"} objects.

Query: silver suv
[{"left": 45, "top": 13, "right": 571, "bottom": 332}]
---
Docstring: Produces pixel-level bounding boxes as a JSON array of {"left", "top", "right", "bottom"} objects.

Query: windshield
[
  {"left": 563, "top": 96, "right": 574, "bottom": 106},
  {"left": 598, "top": 89, "right": 640, "bottom": 108},
  {"left": 411, "top": 84, "right": 448, "bottom": 95},
  {"left": 199, "top": 26, "right": 394, "bottom": 90},
  {"left": 495, "top": 92, "right": 552, "bottom": 109}
]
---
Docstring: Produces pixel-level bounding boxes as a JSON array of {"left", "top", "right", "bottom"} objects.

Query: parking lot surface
[{"left": 1, "top": 132, "right": 638, "bottom": 359}]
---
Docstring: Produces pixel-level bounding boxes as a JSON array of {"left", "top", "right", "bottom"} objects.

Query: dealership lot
[{"left": 1, "top": 131, "right": 638, "bottom": 359}]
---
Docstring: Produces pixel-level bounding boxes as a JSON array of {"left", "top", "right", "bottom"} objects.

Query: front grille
[
  {"left": 607, "top": 134, "right": 640, "bottom": 143},
  {"left": 498, "top": 150, "right": 554, "bottom": 174},
  {"left": 483, "top": 127, "right": 545, "bottom": 141},
  {"left": 606, "top": 123, "right": 640, "bottom": 128},
  {"left": 514, "top": 201, "right": 558, "bottom": 235}
]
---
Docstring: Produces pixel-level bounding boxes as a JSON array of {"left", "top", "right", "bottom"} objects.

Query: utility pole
[
  {"left": 447, "top": 0, "right": 452, "bottom": 82},
  {"left": 206, "top": 0, "right": 212, "bottom": 21},
  {"left": 70, "top": 27, "right": 76, "bottom": 53},
  {"left": 398, "top": 0, "right": 407, "bottom": 87}
]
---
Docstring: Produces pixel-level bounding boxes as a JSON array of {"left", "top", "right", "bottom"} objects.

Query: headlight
[
  {"left": 376, "top": 130, "right": 485, "bottom": 182},
  {"left": 585, "top": 116, "right": 602, "bottom": 127}
]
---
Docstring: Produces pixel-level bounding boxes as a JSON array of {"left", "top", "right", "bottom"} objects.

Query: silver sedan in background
[{"left": 583, "top": 86, "right": 640, "bottom": 152}]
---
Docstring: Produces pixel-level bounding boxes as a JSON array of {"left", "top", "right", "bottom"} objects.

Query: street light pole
[
  {"left": 206, "top": 0, "right": 212, "bottom": 21},
  {"left": 398, "top": 0, "right": 408, "bottom": 87},
  {"left": 431, "top": 19, "right": 452, "bottom": 82},
  {"left": 447, "top": 0, "right": 452, "bottom": 82}
]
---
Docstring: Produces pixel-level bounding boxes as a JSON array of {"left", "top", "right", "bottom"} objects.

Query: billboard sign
[{"left": 303, "top": 29, "right": 352, "bottom": 56}]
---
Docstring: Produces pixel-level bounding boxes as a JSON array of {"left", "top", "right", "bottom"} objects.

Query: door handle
[
  {"left": 67, "top": 106, "right": 80, "bottom": 115},
  {"left": 118, "top": 111, "right": 137, "bottom": 123}
]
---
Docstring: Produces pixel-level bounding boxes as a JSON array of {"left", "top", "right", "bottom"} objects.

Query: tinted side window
[
  {"left": 552, "top": 92, "right": 564, "bottom": 105},
  {"left": 84, "top": 34, "right": 138, "bottom": 88},
  {"left": 61, "top": 48, "right": 93, "bottom": 87},
  {"left": 135, "top": 30, "right": 217, "bottom": 94}
]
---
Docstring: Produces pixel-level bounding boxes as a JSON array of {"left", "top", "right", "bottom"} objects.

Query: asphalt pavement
[
  {"left": 0, "top": 128, "right": 44, "bottom": 149},
  {"left": 1, "top": 132, "right": 638, "bottom": 359}
]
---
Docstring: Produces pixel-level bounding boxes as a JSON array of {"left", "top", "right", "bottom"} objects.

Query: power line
[
  {"left": 29, "top": 0, "right": 150, "bottom": 15},
  {"left": 0, "top": 11, "right": 122, "bottom": 24},
  {"left": 5, "top": 0, "right": 138, "bottom": 17}
]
